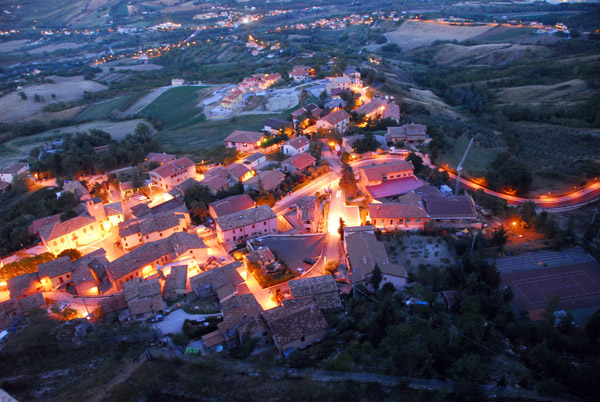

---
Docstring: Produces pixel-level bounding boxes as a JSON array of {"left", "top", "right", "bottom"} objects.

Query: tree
[
  {"left": 338, "top": 217, "right": 345, "bottom": 240},
  {"left": 18, "top": 91, "right": 27, "bottom": 100},
  {"left": 11, "top": 173, "right": 32, "bottom": 194},
  {"left": 60, "top": 210, "right": 77, "bottom": 222},
  {"left": 585, "top": 308, "right": 600, "bottom": 343},
  {"left": 520, "top": 201, "right": 537, "bottom": 225},
  {"left": 319, "top": 90, "right": 328, "bottom": 105},
  {"left": 353, "top": 134, "right": 379, "bottom": 154},
  {"left": 57, "top": 248, "right": 82, "bottom": 261},
  {"left": 339, "top": 163, "right": 359, "bottom": 199},
  {"left": 406, "top": 152, "right": 424, "bottom": 174},
  {"left": 489, "top": 225, "right": 508, "bottom": 248},
  {"left": 370, "top": 264, "right": 383, "bottom": 290}
]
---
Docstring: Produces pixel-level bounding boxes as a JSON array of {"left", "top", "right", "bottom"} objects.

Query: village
[{"left": 0, "top": 66, "right": 493, "bottom": 358}]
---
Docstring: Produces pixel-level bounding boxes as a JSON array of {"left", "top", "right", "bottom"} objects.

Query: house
[
  {"left": 359, "top": 161, "right": 414, "bottom": 187},
  {"left": 149, "top": 158, "right": 196, "bottom": 191},
  {"left": 243, "top": 170, "right": 285, "bottom": 193},
  {"left": 344, "top": 229, "right": 407, "bottom": 289},
  {"left": 123, "top": 277, "right": 164, "bottom": 321},
  {"left": 39, "top": 215, "right": 102, "bottom": 255},
  {"left": 119, "top": 181, "right": 135, "bottom": 199},
  {"left": 289, "top": 65, "right": 310, "bottom": 82},
  {"left": 190, "top": 261, "right": 245, "bottom": 300},
  {"left": 72, "top": 252, "right": 109, "bottom": 296},
  {"left": 245, "top": 247, "right": 276, "bottom": 269},
  {"left": 242, "top": 152, "right": 266, "bottom": 169},
  {"left": 168, "top": 178, "right": 200, "bottom": 199},
  {"left": 131, "top": 198, "right": 189, "bottom": 218},
  {"left": 387, "top": 124, "right": 431, "bottom": 144},
  {"left": 209, "top": 194, "right": 255, "bottom": 219},
  {"left": 84, "top": 198, "right": 124, "bottom": 231},
  {"left": 368, "top": 194, "right": 430, "bottom": 231},
  {"left": 288, "top": 275, "right": 341, "bottom": 310},
  {"left": 220, "top": 89, "right": 243, "bottom": 110},
  {"left": 215, "top": 293, "right": 268, "bottom": 349},
  {"left": 261, "top": 298, "right": 329, "bottom": 356},
  {"left": 296, "top": 196, "right": 321, "bottom": 233},
  {"left": 199, "top": 175, "right": 229, "bottom": 196},
  {"left": 291, "top": 103, "right": 322, "bottom": 122},
  {"left": 7, "top": 273, "right": 42, "bottom": 299},
  {"left": 37, "top": 256, "right": 73, "bottom": 290},
  {"left": 343, "top": 68, "right": 362, "bottom": 86},
  {"left": 28, "top": 213, "right": 62, "bottom": 237},
  {"left": 63, "top": 180, "right": 91, "bottom": 201},
  {"left": 223, "top": 130, "right": 264, "bottom": 153},
  {"left": 326, "top": 76, "right": 352, "bottom": 94},
  {"left": 226, "top": 163, "right": 253, "bottom": 182},
  {"left": 316, "top": 110, "right": 351, "bottom": 134},
  {"left": 163, "top": 265, "right": 188, "bottom": 301},
  {"left": 238, "top": 73, "right": 281, "bottom": 92},
  {"left": 417, "top": 186, "right": 478, "bottom": 228},
  {"left": 0, "top": 293, "right": 45, "bottom": 330},
  {"left": 0, "top": 180, "right": 10, "bottom": 192},
  {"left": 145, "top": 152, "right": 176, "bottom": 166},
  {"left": 0, "top": 162, "right": 29, "bottom": 183},
  {"left": 354, "top": 99, "right": 387, "bottom": 121},
  {"left": 106, "top": 232, "right": 208, "bottom": 290},
  {"left": 99, "top": 293, "right": 128, "bottom": 322},
  {"left": 264, "top": 118, "right": 291, "bottom": 134},
  {"left": 282, "top": 136, "right": 310, "bottom": 156},
  {"left": 282, "top": 153, "right": 317, "bottom": 174},
  {"left": 341, "top": 134, "right": 387, "bottom": 154},
  {"left": 215, "top": 205, "right": 278, "bottom": 244},
  {"left": 118, "top": 210, "right": 191, "bottom": 250}
]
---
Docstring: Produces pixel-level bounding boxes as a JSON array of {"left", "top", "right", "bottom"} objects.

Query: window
[
  {"left": 59, "top": 277, "right": 64, "bottom": 283},
  {"left": 390, "top": 219, "right": 393, "bottom": 225},
  {"left": 406, "top": 219, "right": 411, "bottom": 223},
  {"left": 233, "top": 236, "right": 236, "bottom": 241},
  {"left": 417, "top": 218, "right": 421, "bottom": 223},
  {"left": 300, "top": 336, "right": 305, "bottom": 342},
  {"left": 252, "top": 224, "right": 255, "bottom": 229},
  {"left": 83, "top": 228, "right": 86, "bottom": 234},
  {"left": 146, "top": 235, "right": 149, "bottom": 240},
  {"left": 264, "top": 222, "right": 267, "bottom": 226}
]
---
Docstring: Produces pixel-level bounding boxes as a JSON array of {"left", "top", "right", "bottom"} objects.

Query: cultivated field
[
  {"left": 265, "top": 92, "right": 299, "bottom": 112},
  {"left": 5, "top": 118, "right": 154, "bottom": 155},
  {"left": 0, "top": 39, "right": 30, "bottom": 52},
  {"left": 495, "top": 79, "right": 591, "bottom": 107},
  {"left": 432, "top": 43, "right": 549, "bottom": 66},
  {"left": 0, "top": 76, "right": 107, "bottom": 123},
  {"left": 27, "top": 42, "right": 86, "bottom": 54},
  {"left": 386, "top": 20, "right": 496, "bottom": 51},
  {"left": 139, "top": 86, "right": 206, "bottom": 129},
  {"left": 99, "top": 64, "right": 163, "bottom": 72}
]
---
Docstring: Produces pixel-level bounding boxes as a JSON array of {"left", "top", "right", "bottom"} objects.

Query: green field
[
  {"left": 139, "top": 86, "right": 206, "bottom": 130},
  {"left": 76, "top": 96, "right": 132, "bottom": 121},
  {"left": 434, "top": 134, "right": 504, "bottom": 177},
  {"left": 155, "top": 113, "right": 283, "bottom": 153}
]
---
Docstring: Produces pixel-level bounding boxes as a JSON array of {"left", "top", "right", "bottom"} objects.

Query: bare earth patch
[
  {"left": 0, "top": 75, "right": 107, "bottom": 123},
  {"left": 265, "top": 92, "right": 299, "bottom": 112},
  {"left": 27, "top": 42, "right": 86, "bottom": 54},
  {"left": 407, "top": 88, "right": 464, "bottom": 119},
  {"left": 433, "top": 43, "right": 549, "bottom": 66},
  {"left": 0, "top": 39, "right": 30, "bottom": 52},
  {"left": 386, "top": 20, "right": 495, "bottom": 51},
  {"left": 495, "top": 79, "right": 590, "bottom": 107}
]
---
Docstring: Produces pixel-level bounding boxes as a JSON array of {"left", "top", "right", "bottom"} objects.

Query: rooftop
[
  {"left": 345, "top": 230, "right": 406, "bottom": 281},
  {"left": 216, "top": 205, "right": 277, "bottom": 232},
  {"left": 366, "top": 176, "right": 424, "bottom": 199},
  {"left": 164, "top": 265, "right": 188, "bottom": 294},
  {"left": 224, "top": 130, "right": 263, "bottom": 144},
  {"left": 360, "top": 161, "right": 414, "bottom": 182},
  {"left": 209, "top": 194, "right": 255, "bottom": 218},
  {"left": 283, "top": 136, "right": 310, "bottom": 151},
  {"left": 38, "top": 215, "right": 96, "bottom": 242},
  {"left": 318, "top": 110, "right": 351, "bottom": 126},
  {"left": 282, "top": 152, "right": 316, "bottom": 171},
  {"left": 150, "top": 158, "right": 195, "bottom": 179},
  {"left": 244, "top": 170, "right": 285, "bottom": 192}
]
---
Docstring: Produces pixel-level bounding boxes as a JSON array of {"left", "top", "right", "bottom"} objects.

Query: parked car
[
  {"left": 303, "top": 258, "right": 316, "bottom": 265},
  {"left": 220, "top": 256, "right": 226, "bottom": 263},
  {"left": 59, "top": 302, "right": 70, "bottom": 312},
  {"left": 296, "top": 267, "right": 305, "bottom": 274}
]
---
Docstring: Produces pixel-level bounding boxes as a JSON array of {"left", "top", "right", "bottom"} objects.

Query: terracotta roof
[
  {"left": 387, "top": 124, "right": 429, "bottom": 141},
  {"left": 72, "top": 264, "right": 96, "bottom": 287},
  {"left": 264, "top": 118, "right": 291, "bottom": 131},
  {"left": 28, "top": 213, "right": 62, "bottom": 236},
  {"left": 200, "top": 175, "right": 229, "bottom": 193},
  {"left": 360, "top": 161, "right": 414, "bottom": 182},
  {"left": 118, "top": 211, "right": 184, "bottom": 237},
  {"left": 18, "top": 292, "right": 44, "bottom": 312},
  {"left": 329, "top": 76, "right": 351, "bottom": 85},
  {"left": 216, "top": 205, "right": 276, "bottom": 232},
  {"left": 0, "top": 162, "right": 28, "bottom": 175},
  {"left": 226, "top": 163, "right": 250, "bottom": 179},
  {"left": 318, "top": 110, "right": 350, "bottom": 127},
  {"left": 150, "top": 158, "right": 195, "bottom": 179},
  {"left": 345, "top": 231, "right": 406, "bottom": 281},
  {"left": 146, "top": 152, "right": 176, "bottom": 165},
  {"left": 123, "top": 277, "right": 161, "bottom": 302},
  {"left": 104, "top": 202, "right": 122, "bottom": 217},
  {"left": 290, "top": 65, "right": 309, "bottom": 76},
  {"left": 209, "top": 194, "right": 255, "bottom": 218},
  {"left": 129, "top": 294, "right": 163, "bottom": 316},
  {"left": 37, "top": 256, "right": 72, "bottom": 279},
  {"left": 422, "top": 195, "right": 477, "bottom": 219},
  {"left": 224, "top": 130, "right": 263, "bottom": 144},
  {"left": 204, "top": 166, "right": 229, "bottom": 178},
  {"left": 354, "top": 99, "right": 387, "bottom": 116},
  {"left": 283, "top": 136, "right": 310, "bottom": 151},
  {"left": 413, "top": 185, "right": 444, "bottom": 197},
  {"left": 246, "top": 247, "right": 275, "bottom": 265},
  {"left": 383, "top": 103, "right": 400, "bottom": 121},
  {"left": 218, "top": 293, "right": 263, "bottom": 334},
  {"left": 190, "top": 261, "right": 244, "bottom": 297},
  {"left": 7, "top": 273, "right": 41, "bottom": 299},
  {"left": 368, "top": 202, "right": 429, "bottom": 219},
  {"left": 296, "top": 196, "right": 317, "bottom": 221},
  {"left": 243, "top": 152, "right": 265, "bottom": 164},
  {"left": 244, "top": 170, "right": 285, "bottom": 192},
  {"left": 100, "top": 293, "right": 128, "bottom": 314},
  {"left": 202, "top": 330, "right": 225, "bottom": 348},
  {"left": 288, "top": 275, "right": 338, "bottom": 299},
  {"left": 164, "top": 265, "right": 188, "bottom": 294},
  {"left": 366, "top": 177, "right": 425, "bottom": 199},
  {"left": 107, "top": 232, "right": 206, "bottom": 281},
  {"left": 282, "top": 152, "right": 316, "bottom": 171},
  {"left": 38, "top": 215, "right": 96, "bottom": 243},
  {"left": 292, "top": 103, "right": 322, "bottom": 118},
  {"left": 261, "top": 299, "right": 328, "bottom": 347}
]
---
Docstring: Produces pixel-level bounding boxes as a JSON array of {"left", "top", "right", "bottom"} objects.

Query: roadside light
[
  {"left": 512, "top": 222, "right": 517, "bottom": 226},
  {"left": 329, "top": 142, "right": 335, "bottom": 147}
]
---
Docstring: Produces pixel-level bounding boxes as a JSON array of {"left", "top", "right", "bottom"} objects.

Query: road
[{"left": 350, "top": 155, "right": 600, "bottom": 211}]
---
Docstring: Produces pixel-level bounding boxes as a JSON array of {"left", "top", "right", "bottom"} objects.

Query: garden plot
[{"left": 385, "top": 234, "right": 455, "bottom": 270}]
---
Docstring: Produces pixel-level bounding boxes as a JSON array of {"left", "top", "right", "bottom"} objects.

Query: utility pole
[{"left": 455, "top": 136, "right": 474, "bottom": 196}]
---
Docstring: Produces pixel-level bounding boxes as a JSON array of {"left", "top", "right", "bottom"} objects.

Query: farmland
[{"left": 138, "top": 86, "right": 207, "bottom": 130}]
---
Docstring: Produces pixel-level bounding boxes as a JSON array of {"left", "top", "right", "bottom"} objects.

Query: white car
[{"left": 296, "top": 267, "right": 305, "bottom": 274}]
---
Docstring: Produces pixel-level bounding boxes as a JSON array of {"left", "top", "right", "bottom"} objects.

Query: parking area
[{"left": 260, "top": 235, "right": 326, "bottom": 274}]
